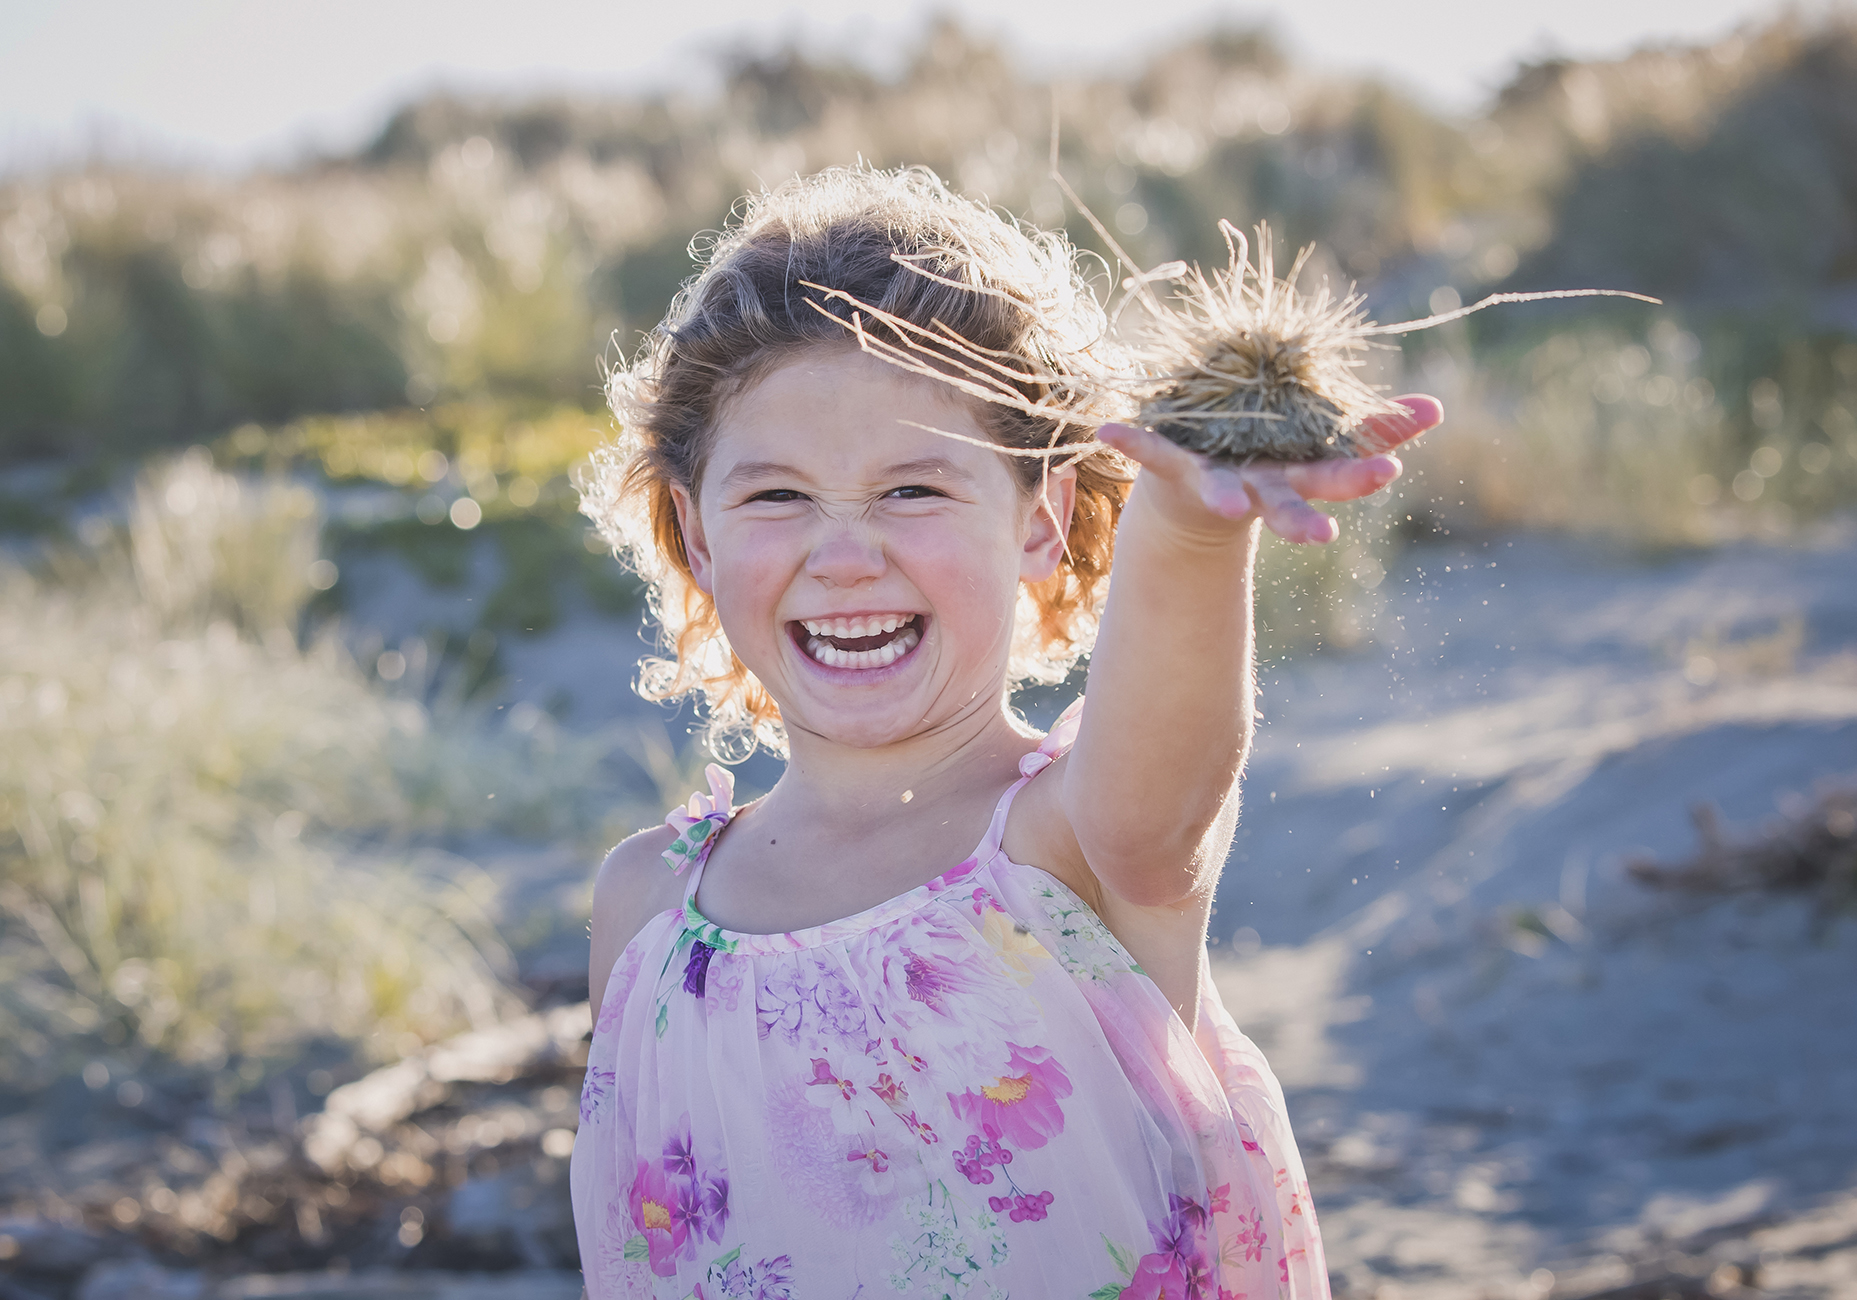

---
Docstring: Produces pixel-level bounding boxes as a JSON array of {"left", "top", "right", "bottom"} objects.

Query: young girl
[{"left": 571, "top": 166, "right": 1438, "bottom": 1299}]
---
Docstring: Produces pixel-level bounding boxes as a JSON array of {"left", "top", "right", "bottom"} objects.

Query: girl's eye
[
  {"left": 749, "top": 489, "right": 805, "bottom": 503},
  {"left": 886, "top": 485, "right": 945, "bottom": 500}
]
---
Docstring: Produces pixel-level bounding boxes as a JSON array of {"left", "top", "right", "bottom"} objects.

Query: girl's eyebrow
[
  {"left": 718, "top": 456, "right": 976, "bottom": 490},
  {"left": 881, "top": 455, "right": 974, "bottom": 483},
  {"left": 718, "top": 459, "right": 807, "bottom": 490}
]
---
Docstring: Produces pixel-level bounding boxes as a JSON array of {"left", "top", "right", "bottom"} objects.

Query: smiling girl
[{"left": 571, "top": 166, "right": 1439, "bottom": 1298}]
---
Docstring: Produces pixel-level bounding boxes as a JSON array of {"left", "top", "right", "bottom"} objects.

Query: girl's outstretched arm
[{"left": 1038, "top": 398, "right": 1438, "bottom": 1008}]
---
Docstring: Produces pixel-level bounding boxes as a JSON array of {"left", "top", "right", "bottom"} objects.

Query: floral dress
[{"left": 570, "top": 700, "right": 1327, "bottom": 1299}]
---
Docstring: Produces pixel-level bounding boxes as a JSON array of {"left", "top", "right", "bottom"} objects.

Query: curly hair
[{"left": 577, "top": 165, "right": 1133, "bottom": 760}]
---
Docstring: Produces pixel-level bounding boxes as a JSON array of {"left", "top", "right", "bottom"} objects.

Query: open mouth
[{"left": 794, "top": 614, "right": 923, "bottom": 670}]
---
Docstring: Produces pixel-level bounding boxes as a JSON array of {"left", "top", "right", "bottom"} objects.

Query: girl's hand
[{"left": 1095, "top": 395, "right": 1444, "bottom": 544}]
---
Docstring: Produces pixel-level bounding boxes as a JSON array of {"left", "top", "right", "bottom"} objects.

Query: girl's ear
[
  {"left": 1020, "top": 465, "right": 1078, "bottom": 583},
  {"left": 670, "top": 484, "right": 715, "bottom": 594}
]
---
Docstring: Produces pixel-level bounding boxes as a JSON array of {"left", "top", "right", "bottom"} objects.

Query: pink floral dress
[{"left": 571, "top": 700, "right": 1328, "bottom": 1299}]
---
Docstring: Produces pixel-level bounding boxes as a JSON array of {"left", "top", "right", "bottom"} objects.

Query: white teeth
[
  {"left": 802, "top": 623, "right": 921, "bottom": 670},
  {"left": 799, "top": 615, "right": 915, "bottom": 640}
]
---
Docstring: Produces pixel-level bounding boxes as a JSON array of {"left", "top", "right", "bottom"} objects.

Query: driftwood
[{"left": 1627, "top": 777, "right": 1857, "bottom": 919}]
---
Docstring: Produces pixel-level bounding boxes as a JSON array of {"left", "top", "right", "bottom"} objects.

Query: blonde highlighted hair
[{"left": 577, "top": 165, "right": 1133, "bottom": 760}]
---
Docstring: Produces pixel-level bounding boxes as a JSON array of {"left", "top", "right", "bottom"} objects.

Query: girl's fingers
[
  {"left": 1245, "top": 465, "right": 1339, "bottom": 544},
  {"left": 1282, "top": 454, "right": 1403, "bottom": 502},
  {"left": 1095, "top": 422, "right": 1201, "bottom": 480},
  {"left": 1352, "top": 395, "right": 1444, "bottom": 456}
]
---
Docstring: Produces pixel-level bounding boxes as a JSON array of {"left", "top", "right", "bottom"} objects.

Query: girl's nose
[{"left": 805, "top": 525, "right": 887, "bottom": 588}]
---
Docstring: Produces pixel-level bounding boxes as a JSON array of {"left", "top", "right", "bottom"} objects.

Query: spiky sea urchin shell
[{"left": 1133, "top": 223, "right": 1405, "bottom": 463}]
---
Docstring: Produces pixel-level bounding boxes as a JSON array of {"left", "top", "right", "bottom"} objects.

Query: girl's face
[{"left": 672, "top": 347, "right": 1074, "bottom": 751}]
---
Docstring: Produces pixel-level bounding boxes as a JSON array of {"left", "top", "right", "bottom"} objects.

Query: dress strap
[
  {"left": 974, "top": 696, "right": 1084, "bottom": 862},
  {"left": 661, "top": 764, "right": 736, "bottom": 900}
]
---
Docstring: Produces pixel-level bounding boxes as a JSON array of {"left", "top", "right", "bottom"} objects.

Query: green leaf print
[
  {"left": 623, "top": 1234, "right": 650, "bottom": 1262},
  {"left": 1102, "top": 1234, "right": 1135, "bottom": 1279},
  {"left": 655, "top": 1002, "right": 669, "bottom": 1038},
  {"left": 710, "top": 1245, "right": 743, "bottom": 1272},
  {"left": 1088, "top": 1285, "right": 1125, "bottom": 1300}
]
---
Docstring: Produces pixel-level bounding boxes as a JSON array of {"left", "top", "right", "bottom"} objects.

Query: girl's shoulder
[{"left": 590, "top": 825, "right": 684, "bottom": 951}]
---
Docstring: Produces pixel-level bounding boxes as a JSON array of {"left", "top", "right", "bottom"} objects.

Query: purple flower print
[
  {"left": 663, "top": 1128, "right": 697, "bottom": 1179},
  {"left": 700, "top": 1174, "right": 730, "bottom": 1238},
  {"left": 670, "top": 1179, "right": 707, "bottom": 1242},
  {"left": 579, "top": 1067, "right": 615, "bottom": 1125},
  {"left": 988, "top": 1188, "right": 1054, "bottom": 1223},
  {"left": 644, "top": 1117, "right": 730, "bottom": 1255},
  {"left": 902, "top": 952, "right": 957, "bottom": 1011},
  {"left": 716, "top": 1254, "right": 794, "bottom": 1300},
  {"left": 682, "top": 940, "right": 715, "bottom": 997},
  {"left": 1120, "top": 1191, "right": 1217, "bottom": 1299},
  {"left": 756, "top": 955, "right": 866, "bottom": 1044}
]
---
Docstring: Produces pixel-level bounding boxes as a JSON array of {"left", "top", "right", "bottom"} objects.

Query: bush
[{"left": 0, "top": 453, "right": 609, "bottom": 1088}]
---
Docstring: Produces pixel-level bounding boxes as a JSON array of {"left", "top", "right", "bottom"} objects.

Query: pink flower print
[
  {"left": 1118, "top": 1253, "right": 1193, "bottom": 1300},
  {"left": 899, "top": 1110, "right": 939, "bottom": 1145},
  {"left": 1207, "top": 1183, "right": 1231, "bottom": 1216},
  {"left": 845, "top": 1137, "right": 894, "bottom": 1194},
  {"left": 952, "top": 1125, "right": 1013, "bottom": 1185},
  {"left": 627, "top": 1159, "right": 691, "bottom": 1276},
  {"left": 595, "top": 941, "right": 645, "bottom": 1033},
  {"left": 804, "top": 1057, "right": 866, "bottom": 1133},
  {"left": 1233, "top": 1207, "right": 1267, "bottom": 1264},
  {"left": 922, "top": 857, "right": 980, "bottom": 895},
  {"left": 579, "top": 1067, "right": 615, "bottom": 1126},
  {"left": 703, "top": 951, "right": 745, "bottom": 1013},
  {"left": 967, "top": 884, "right": 1007, "bottom": 918},
  {"left": 947, "top": 1043, "right": 1072, "bottom": 1150},
  {"left": 987, "top": 1188, "right": 1054, "bottom": 1223},
  {"left": 871, "top": 1072, "right": 908, "bottom": 1108},
  {"left": 888, "top": 1037, "right": 927, "bottom": 1073}
]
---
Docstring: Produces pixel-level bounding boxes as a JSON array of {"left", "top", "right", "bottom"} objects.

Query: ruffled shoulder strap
[
  {"left": 1017, "top": 695, "right": 1083, "bottom": 779},
  {"left": 976, "top": 696, "right": 1083, "bottom": 861},
  {"left": 661, "top": 763, "right": 736, "bottom": 877}
]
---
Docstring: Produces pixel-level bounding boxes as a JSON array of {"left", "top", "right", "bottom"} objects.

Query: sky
[{"left": 0, "top": 0, "right": 1806, "bottom": 173}]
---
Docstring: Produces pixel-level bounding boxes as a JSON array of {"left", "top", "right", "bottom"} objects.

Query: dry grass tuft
[{"left": 1628, "top": 780, "right": 1857, "bottom": 924}]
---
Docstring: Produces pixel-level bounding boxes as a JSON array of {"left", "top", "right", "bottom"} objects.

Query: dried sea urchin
[
  {"left": 1116, "top": 218, "right": 1661, "bottom": 464},
  {"left": 1130, "top": 222, "right": 1402, "bottom": 463}
]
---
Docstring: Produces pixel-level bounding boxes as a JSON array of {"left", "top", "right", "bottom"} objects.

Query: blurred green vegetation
[
  {"left": 213, "top": 401, "right": 640, "bottom": 638},
  {"left": 1, "top": 12, "right": 1851, "bottom": 553},
  {"left": 0, "top": 453, "right": 630, "bottom": 1089}
]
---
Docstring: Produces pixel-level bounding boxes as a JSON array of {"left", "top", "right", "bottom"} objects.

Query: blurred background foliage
[{"left": 3, "top": 10, "right": 1856, "bottom": 1082}]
